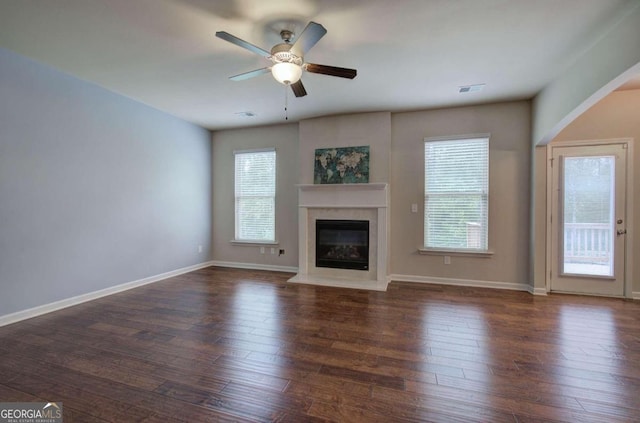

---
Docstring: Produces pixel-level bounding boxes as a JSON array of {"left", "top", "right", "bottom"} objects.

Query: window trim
[
  {"left": 418, "top": 247, "right": 494, "bottom": 257},
  {"left": 230, "top": 240, "right": 279, "bottom": 247},
  {"left": 233, "top": 147, "right": 277, "bottom": 244},
  {"left": 422, "top": 134, "right": 491, "bottom": 255}
]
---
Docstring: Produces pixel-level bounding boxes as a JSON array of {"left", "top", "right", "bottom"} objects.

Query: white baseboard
[
  {"left": 210, "top": 260, "right": 298, "bottom": 274},
  {"left": 0, "top": 261, "right": 215, "bottom": 327},
  {"left": 633, "top": 291, "right": 640, "bottom": 300},
  {"left": 528, "top": 286, "right": 548, "bottom": 296},
  {"left": 389, "top": 274, "right": 530, "bottom": 292}
]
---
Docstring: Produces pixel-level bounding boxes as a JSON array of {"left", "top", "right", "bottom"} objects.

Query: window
[
  {"left": 234, "top": 149, "right": 276, "bottom": 242},
  {"left": 424, "top": 136, "right": 489, "bottom": 251}
]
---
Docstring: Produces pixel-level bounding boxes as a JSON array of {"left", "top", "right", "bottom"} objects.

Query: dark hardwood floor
[{"left": 1, "top": 266, "right": 639, "bottom": 422}]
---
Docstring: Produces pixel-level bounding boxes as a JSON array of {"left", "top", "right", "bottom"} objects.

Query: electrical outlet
[
  {"left": 444, "top": 255, "right": 451, "bottom": 265},
  {"left": 260, "top": 246, "right": 265, "bottom": 254},
  {"left": 411, "top": 203, "right": 418, "bottom": 213},
  {"left": 198, "top": 245, "right": 203, "bottom": 253},
  {"left": 270, "top": 247, "right": 276, "bottom": 255}
]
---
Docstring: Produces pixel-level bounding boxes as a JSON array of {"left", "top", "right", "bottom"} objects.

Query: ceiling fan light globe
[{"left": 271, "top": 62, "right": 302, "bottom": 85}]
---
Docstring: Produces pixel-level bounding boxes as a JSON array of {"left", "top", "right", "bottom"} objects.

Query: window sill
[
  {"left": 231, "top": 240, "right": 279, "bottom": 247},
  {"left": 418, "top": 248, "right": 494, "bottom": 258}
]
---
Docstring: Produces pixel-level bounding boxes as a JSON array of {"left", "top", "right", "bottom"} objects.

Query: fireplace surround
[{"left": 288, "top": 183, "right": 389, "bottom": 291}]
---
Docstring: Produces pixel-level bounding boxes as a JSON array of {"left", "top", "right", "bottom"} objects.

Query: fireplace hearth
[{"left": 316, "top": 220, "right": 369, "bottom": 270}]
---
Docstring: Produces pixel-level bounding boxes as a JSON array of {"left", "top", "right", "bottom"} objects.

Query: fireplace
[
  {"left": 289, "top": 183, "right": 389, "bottom": 291},
  {"left": 316, "top": 220, "right": 369, "bottom": 270}
]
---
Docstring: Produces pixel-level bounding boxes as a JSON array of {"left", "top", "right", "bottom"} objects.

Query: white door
[{"left": 550, "top": 143, "right": 627, "bottom": 296}]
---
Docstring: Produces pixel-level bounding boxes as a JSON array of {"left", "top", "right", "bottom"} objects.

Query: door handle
[{"left": 617, "top": 229, "right": 627, "bottom": 236}]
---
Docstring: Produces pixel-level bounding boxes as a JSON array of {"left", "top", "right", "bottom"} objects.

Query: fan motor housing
[{"left": 270, "top": 43, "right": 303, "bottom": 65}]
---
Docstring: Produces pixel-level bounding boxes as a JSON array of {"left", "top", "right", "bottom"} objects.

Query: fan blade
[
  {"left": 291, "top": 22, "right": 327, "bottom": 57},
  {"left": 229, "top": 67, "right": 271, "bottom": 81},
  {"left": 290, "top": 80, "right": 307, "bottom": 97},
  {"left": 216, "top": 31, "right": 271, "bottom": 58},
  {"left": 305, "top": 63, "right": 357, "bottom": 79}
]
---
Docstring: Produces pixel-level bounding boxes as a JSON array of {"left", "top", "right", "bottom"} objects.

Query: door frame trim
[{"left": 545, "top": 138, "right": 634, "bottom": 298}]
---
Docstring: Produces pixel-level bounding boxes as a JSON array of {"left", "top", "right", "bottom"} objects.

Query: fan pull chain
[{"left": 284, "top": 85, "right": 289, "bottom": 120}]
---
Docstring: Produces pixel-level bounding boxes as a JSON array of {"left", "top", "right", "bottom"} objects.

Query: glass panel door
[
  {"left": 550, "top": 143, "right": 627, "bottom": 297},
  {"left": 561, "top": 156, "right": 615, "bottom": 277}
]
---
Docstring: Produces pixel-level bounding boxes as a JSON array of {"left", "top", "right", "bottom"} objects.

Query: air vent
[
  {"left": 235, "top": 111, "right": 256, "bottom": 118},
  {"left": 459, "top": 84, "right": 485, "bottom": 93}
]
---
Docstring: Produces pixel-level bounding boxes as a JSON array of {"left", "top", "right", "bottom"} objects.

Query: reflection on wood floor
[{"left": 1, "top": 266, "right": 639, "bottom": 422}]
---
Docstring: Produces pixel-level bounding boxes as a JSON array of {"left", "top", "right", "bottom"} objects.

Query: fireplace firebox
[{"left": 315, "top": 219, "right": 369, "bottom": 270}]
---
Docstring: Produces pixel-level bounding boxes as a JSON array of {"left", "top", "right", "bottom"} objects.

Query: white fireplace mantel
[
  {"left": 297, "top": 183, "right": 388, "bottom": 209},
  {"left": 288, "top": 183, "right": 390, "bottom": 291}
]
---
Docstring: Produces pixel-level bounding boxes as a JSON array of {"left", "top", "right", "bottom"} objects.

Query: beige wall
[
  {"left": 211, "top": 124, "right": 299, "bottom": 269},
  {"left": 390, "top": 101, "right": 532, "bottom": 287},
  {"left": 551, "top": 89, "right": 640, "bottom": 295}
]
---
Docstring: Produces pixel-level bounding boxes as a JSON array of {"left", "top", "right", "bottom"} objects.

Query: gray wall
[
  {"left": 532, "top": 2, "right": 640, "bottom": 145},
  {"left": 391, "top": 101, "right": 531, "bottom": 286},
  {"left": 298, "top": 112, "right": 391, "bottom": 184},
  {"left": 0, "top": 47, "right": 212, "bottom": 316},
  {"left": 211, "top": 124, "right": 299, "bottom": 269},
  {"left": 210, "top": 104, "right": 531, "bottom": 288}
]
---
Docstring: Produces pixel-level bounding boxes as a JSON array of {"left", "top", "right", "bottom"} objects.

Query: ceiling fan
[{"left": 216, "top": 21, "right": 357, "bottom": 97}]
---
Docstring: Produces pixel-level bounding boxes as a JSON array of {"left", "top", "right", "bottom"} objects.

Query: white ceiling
[{"left": 0, "top": 0, "right": 635, "bottom": 130}]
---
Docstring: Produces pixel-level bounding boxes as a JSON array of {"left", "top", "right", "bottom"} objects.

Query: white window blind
[
  {"left": 424, "top": 137, "right": 489, "bottom": 251},
  {"left": 234, "top": 149, "right": 276, "bottom": 242}
]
